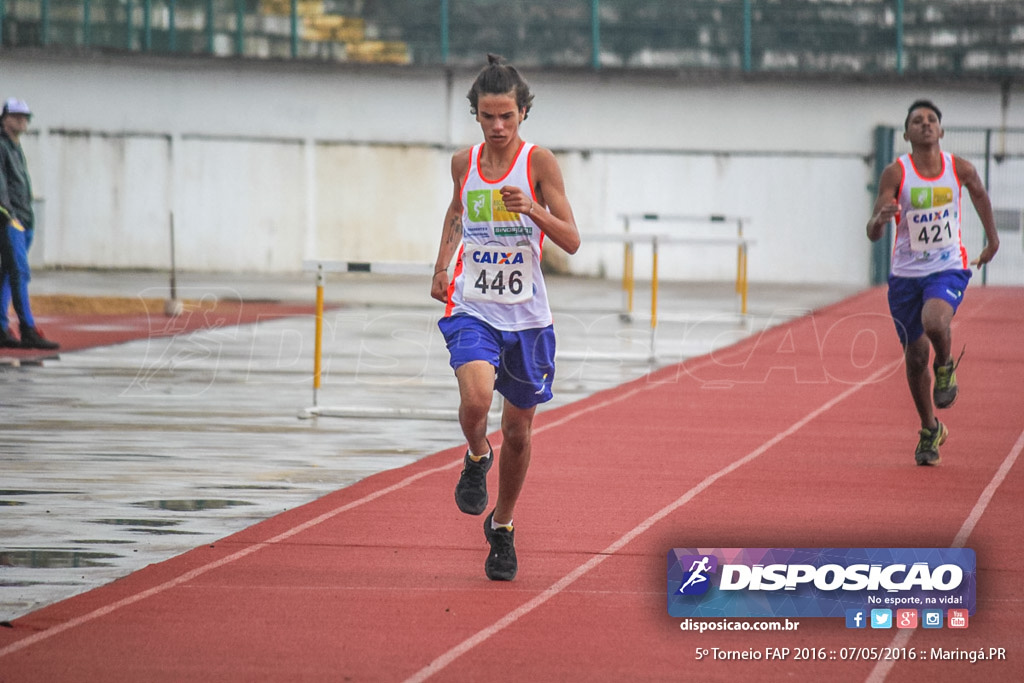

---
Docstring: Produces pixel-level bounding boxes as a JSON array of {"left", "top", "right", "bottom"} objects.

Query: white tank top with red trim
[
  {"left": 891, "top": 152, "right": 968, "bottom": 277},
  {"left": 445, "top": 141, "right": 551, "bottom": 331}
]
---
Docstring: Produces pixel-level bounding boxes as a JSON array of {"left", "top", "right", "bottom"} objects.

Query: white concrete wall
[{"left": 3, "top": 51, "right": 1022, "bottom": 285}]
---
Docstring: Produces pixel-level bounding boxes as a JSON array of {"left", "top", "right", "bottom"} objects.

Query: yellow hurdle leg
[
  {"left": 735, "top": 219, "right": 745, "bottom": 295},
  {"left": 740, "top": 244, "right": 749, "bottom": 316},
  {"left": 650, "top": 238, "right": 659, "bottom": 358},
  {"left": 651, "top": 240, "right": 659, "bottom": 331},
  {"left": 736, "top": 244, "right": 743, "bottom": 294},
  {"left": 624, "top": 242, "right": 634, "bottom": 316},
  {"left": 313, "top": 265, "right": 324, "bottom": 406}
]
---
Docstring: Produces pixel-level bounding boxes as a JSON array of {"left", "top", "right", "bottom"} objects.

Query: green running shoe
[
  {"left": 915, "top": 419, "right": 948, "bottom": 466},
  {"left": 933, "top": 351, "right": 962, "bottom": 409}
]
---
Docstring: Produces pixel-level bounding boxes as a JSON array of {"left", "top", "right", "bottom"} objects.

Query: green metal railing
[{"left": 2, "top": 1, "right": 1023, "bottom": 77}]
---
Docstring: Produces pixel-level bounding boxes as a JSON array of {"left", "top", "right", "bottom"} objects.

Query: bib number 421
[
  {"left": 912, "top": 221, "right": 953, "bottom": 252},
  {"left": 906, "top": 206, "right": 959, "bottom": 254}
]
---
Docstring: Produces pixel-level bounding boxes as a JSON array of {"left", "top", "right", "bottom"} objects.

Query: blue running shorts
[
  {"left": 438, "top": 314, "right": 555, "bottom": 409},
  {"left": 887, "top": 269, "right": 971, "bottom": 347}
]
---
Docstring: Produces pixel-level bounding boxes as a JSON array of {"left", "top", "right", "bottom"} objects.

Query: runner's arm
[
  {"left": 500, "top": 147, "right": 580, "bottom": 255},
  {"left": 866, "top": 162, "right": 902, "bottom": 243},
  {"left": 431, "top": 151, "right": 470, "bottom": 303},
  {"left": 955, "top": 156, "right": 999, "bottom": 267}
]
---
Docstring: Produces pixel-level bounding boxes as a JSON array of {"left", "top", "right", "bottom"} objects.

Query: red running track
[
  {"left": 1, "top": 287, "right": 1021, "bottom": 682},
  {"left": 1, "top": 300, "right": 319, "bottom": 363}
]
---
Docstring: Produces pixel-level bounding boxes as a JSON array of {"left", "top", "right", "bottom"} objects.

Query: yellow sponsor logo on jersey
[
  {"left": 490, "top": 190, "right": 519, "bottom": 222},
  {"left": 910, "top": 186, "right": 953, "bottom": 209},
  {"left": 933, "top": 187, "right": 953, "bottom": 206},
  {"left": 466, "top": 189, "right": 525, "bottom": 223}
]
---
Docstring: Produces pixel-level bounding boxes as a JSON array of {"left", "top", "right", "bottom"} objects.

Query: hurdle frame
[
  {"left": 299, "top": 225, "right": 753, "bottom": 413},
  {"left": 299, "top": 259, "right": 442, "bottom": 420},
  {"left": 581, "top": 213, "right": 754, "bottom": 359}
]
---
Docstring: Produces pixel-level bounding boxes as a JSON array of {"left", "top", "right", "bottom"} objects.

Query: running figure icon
[{"left": 679, "top": 556, "right": 712, "bottom": 593}]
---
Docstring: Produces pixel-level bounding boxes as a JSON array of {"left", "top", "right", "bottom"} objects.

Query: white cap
[{"left": 2, "top": 98, "right": 32, "bottom": 117}]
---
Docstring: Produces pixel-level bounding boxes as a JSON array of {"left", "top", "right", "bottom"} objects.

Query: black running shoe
[
  {"left": 0, "top": 327, "right": 19, "bottom": 348},
  {"left": 483, "top": 511, "right": 517, "bottom": 581},
  {"left": 454, "top": 445, "right": 492, "bottom": 515},
  {"left": 18, "top": 326, "right": 59, "bottom": 350}
]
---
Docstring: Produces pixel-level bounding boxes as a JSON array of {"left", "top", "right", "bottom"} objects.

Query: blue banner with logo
[{"left": 667, "top": 548, "right": 975, "bottom": 618}]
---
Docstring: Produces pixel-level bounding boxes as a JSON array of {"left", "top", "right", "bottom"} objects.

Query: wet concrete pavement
[{"left": 1, "top": 269, "right": 860, "bottom": 621}]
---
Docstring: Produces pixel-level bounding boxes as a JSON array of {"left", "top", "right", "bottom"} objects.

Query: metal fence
[
  {"left": 2, "top": 1, "right": 1023, "bottom": 77},
  {"left": 943, "top": 126, "right": 1024, "bottom": 286}
]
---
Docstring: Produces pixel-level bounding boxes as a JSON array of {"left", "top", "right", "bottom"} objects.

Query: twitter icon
[{"left": 870, "top": 609, "right": 893, "bottom": 629}]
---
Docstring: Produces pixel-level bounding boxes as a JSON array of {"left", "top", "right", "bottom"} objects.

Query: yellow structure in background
[
  {"left": 260, "top": 0, "right": 410, "bottom": 64},
  {"left": 615, "top": 213, "right": 751, "bottom": 320},
  {"left": 586, "top": 214, "right": 753, "bottom": 359}
]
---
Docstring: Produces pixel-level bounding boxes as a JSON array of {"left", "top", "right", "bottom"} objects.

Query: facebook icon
[{"left": 846, "top": 609, "right": 867, "bottom": 629}]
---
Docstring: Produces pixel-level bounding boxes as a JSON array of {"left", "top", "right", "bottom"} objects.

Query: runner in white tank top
[
  {"left": 429, "top": 55, "right": 580, "bottom": 581},
  {"left": 867, "top": 99, "right": 998, "bottom": 466},
  {"left": 445, "top": 140, "right": 552, "bottom": 330},
  {"left": 891, "top": 150, "right": 968, "bottom": 277}
]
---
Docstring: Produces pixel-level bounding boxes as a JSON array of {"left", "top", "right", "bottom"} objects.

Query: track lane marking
[
  {"left": 865, "top": 425, "right": 1024, "bottom": 683},
  {"left": 0, "top": 375, "right": 658, "bottom": 659},
  {"left": 403, "top": 358, "right": 903, "bottom": 683},
  {"left": 0, "top": 298, "right": 884, "bottom": 665}
]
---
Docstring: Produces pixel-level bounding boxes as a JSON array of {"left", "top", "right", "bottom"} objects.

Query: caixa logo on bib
[
  {"left": 471, "top": 249, "right": 525, "bottom": 265},
  {"left": 667, "top": 548, "right": 975, "bottom": 618}
]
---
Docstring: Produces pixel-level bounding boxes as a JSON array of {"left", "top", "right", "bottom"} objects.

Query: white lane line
[
  {"left": 865, "top": 426, "right": 1024, "bottom": 683},
  {"left": 403, "top": 358, "right": 903, "bottom": 683},
  {"left": 0, "top": 305, "right": 879, "bottom": 664},
  {"left": 0, "top": 459, "right": 456, "bottom": 659},
  {"left": 0, "top": 366, "right": 672, "bottom": 660}
]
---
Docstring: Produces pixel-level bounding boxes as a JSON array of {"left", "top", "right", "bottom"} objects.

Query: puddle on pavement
[
  {"left": 0, "top": 489, "right": 83, "bottom": 496},
  {"left": 0, "top": 490, "right": 83, "bottom": 507},
  {"left": 0, "top": 581, "right": 49, "bottom": 588},
  {"left": 200, "top": 485, "right": 295, "bottom": 491},
  {"left": 93, "top": 518, "right": 181, "bottom": 527},
  {"left": 0, "top": 549, "right": 121, "bottom": 569},
  {"left": 89, "top": 452, "right": 174, "bottom": 460},
  {"left": 90, "top": 519, "right": 204, "bottom": 535},
  {"left": 132, "top": 499, "right": 255, "bottom": 512}
]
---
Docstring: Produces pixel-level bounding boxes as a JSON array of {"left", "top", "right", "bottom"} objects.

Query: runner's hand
[
  {"left": 874, "top": 198, "right": 899, "bottom": 226},
  {"left": 970, "top": 242, "right": 998, "bottom": 268},
  {"left": 431, "top": 270, "right": 449, "bottom": 303},
  {"left": 500, "top": 186, "right": 533, "bottom": 216}
]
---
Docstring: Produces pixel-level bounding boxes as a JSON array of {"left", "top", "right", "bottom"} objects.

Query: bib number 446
[
  {"left": 463, "top": 245, "right": 534, "bottom": 304},
  {"left": 474, "top": 269, "right": 524, "bottom": 297}
]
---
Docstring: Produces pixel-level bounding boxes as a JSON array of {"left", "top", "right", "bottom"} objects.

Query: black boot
[
  {"left": 19, "top": 326, "right": 60, "bottom": 350},
  {"left": 0, "top": 325, "right": 20, "bottom": 348}
]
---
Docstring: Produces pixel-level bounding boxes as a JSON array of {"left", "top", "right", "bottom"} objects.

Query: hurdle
[
  {"left": 297, "top": 259, "right": 505, "bottom": 421},
  {"left": 617, "top": 213, "right": 752, "bottom": 318},
  {"left": 575, "top": 213, "right": 754, "bottom": 360},
  {"left": 301, "top": 260, "right": 429, "bottom": 420}
]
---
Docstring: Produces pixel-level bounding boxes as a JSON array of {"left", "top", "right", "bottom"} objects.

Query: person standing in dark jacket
[{"left": 0, "top": 97, "right": 58, "bottom": 350}]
